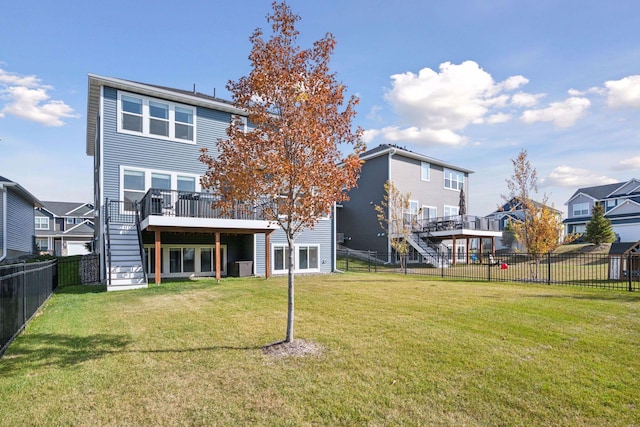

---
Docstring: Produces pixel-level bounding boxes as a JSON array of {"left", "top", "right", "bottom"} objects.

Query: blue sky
[{"left": 1, "top": 0, "right": 639, "bottom": 215}]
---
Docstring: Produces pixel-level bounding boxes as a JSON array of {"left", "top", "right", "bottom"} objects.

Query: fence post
[
  {"left": 21, "top": 263, "right": 26, "bottom": 328},
  {"left": 487, "top": 254, "right": 491, "bottom": 282},
  {"left": 547, "top": 252, "right": 551, "bottom": 285},
  {"left": 345, "top": 250, "right": 349, "bottom": 272},
  {"left": 368, "top": 251, "right": 371, "bottom": 272},
  {"left": 374, "top": 251, "right": 378, "bottom": 273},
  {"left": 629, "top": 253, "right": 633, "bottom": 292}
]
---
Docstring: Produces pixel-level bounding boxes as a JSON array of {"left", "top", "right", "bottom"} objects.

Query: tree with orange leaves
[{"left": 199, "top": 2, "right": 364, "bottom": 343}]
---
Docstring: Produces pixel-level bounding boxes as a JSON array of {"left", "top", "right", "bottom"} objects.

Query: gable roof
[
  {"left": 86, "top": 74, "right": 246, "bottom": 156},
  {"left": 609, "top": 241, "right": 640, "bottom": 255},
  {"left": 359, "top": 144, "right": 474, "bottom": 174},
  {"left": 488, "top": 197, "right": 562, "bottom": 216},
  {"left": 0, "top": 176, "right": 42, "bottom": 208},
  {"left": 607, "top": 178, "right": 640, "bottom": 198},
  {"left": 39, "top": 201, "right": 94, "bottom": 217},
  {"left": 567, "top": 179, "right": 640, "bottom": 203}
]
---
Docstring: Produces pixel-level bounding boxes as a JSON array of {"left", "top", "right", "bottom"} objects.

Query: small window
[
  {"left": 121, "top": 95, "right": 143, "bottom": 132},
  {"left": 422, "top": 206, "right": 436, "bottom": 220},
  {"left": 123, "top": 169, "right": 146, "bottom": 209},
  {"left": 444, "top": 205, "right": 459, "bottom": 218},
  {"left": 177, "top": 175, "right": 196, "bottom": 192},
  {"left": 149, "top": 101, "right": 169, "bottom": 137},
  {"left": 421, "top": 162, "right": 430, "bottom": 181},
  {"left": 36, "top": 238, "right": 48, "bottom": 252},
  {"left": 175, "top": 107, "right": 194, "bottom": 141},
  {"left": 67, "top": 218, "right": 74, "bottom": 224},
  {"left": 444, "top": 168, "right": 464, "bottom": 191},
  {"left": 35, "top": 217, "right": 50, "bottom": 230},
  {"left": 572, "top": 202, "right": 589, "bottom": 217}
]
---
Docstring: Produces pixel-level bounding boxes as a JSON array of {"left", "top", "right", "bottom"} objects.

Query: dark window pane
[
  {"left": 122, "top": 96, "right": 142, "bottom": 114},
  {"left": 183, "top": 248, "right": 195, "bottom": 273},
  {"left": 124, "top": 170, "right": 145, "bottom": 191},
  {"left": 175, "top": 123, "right": 193, "bottom": 140},
  {"left": 201, "top": 248, "right": 212, "bottom": 272},
  {"left": 175, "top": 107, "right": 193, "bottom": 124},
  {"left": 122, "top": 114, "right": 142, "bottom": 132},
  {"left": 170, "top": 249, "right": 182, "bottom": 273},
  {"left": 149, "top": 102, "right": 168, "bottom": 119},
  {"left": 150, "top": 118, "right": 169, "bottom": 136}
]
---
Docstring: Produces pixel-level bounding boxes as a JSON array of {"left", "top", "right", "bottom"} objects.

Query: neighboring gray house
[
  {"left": 486, "top": 198, "right": 563, "bottom": 251},
  {"left": 86, "top": 74, "right": 334, "bottom": 290},
  {"left": 337, "top": 144, "right": 501, "bottom": 266},
  {"left": 35, "top": 201, "right": 95, "bottom": 256},
  {"left": 564, "top": 178, "right": 640, "bottom": 242},
  {"left": 0, "top": 176, "right": 42, "bottom": 262}
]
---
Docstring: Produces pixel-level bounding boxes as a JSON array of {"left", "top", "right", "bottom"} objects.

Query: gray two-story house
[
  {"left": 0, "top": 176, "right": 42, "bottom": 262},
  {"left": 564, "top": 178, "right": 640, "bottom": 242},
  {"left": 35, "top": 201, "right": 95, "bottom": 256},
  {"left": 86, "top": 74, "right": 335, "bottom": 290},
  {"left": 337, "top": 144, "right": 501, "bottom": 266}
]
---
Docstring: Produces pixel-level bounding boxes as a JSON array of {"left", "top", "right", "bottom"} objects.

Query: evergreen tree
[{"left": 583, "top": 203, "right": 615, "bottom": 245}]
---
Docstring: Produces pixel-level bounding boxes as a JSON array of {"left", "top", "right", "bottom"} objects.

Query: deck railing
[{"left": 137, "top": 189, "right": 276, "bottom": 222}]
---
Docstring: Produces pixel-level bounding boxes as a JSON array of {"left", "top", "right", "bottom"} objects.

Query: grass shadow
[
  {"left": 0, "top": 333, "right": 131, "bottom": 374},
  {"left": 55, "top": 284, "right": 106, "bottom": 295}
]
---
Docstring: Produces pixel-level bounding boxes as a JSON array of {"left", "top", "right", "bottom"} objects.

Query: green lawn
[{"left": 1, "top": 273, "right": 639, "bottom": 426}]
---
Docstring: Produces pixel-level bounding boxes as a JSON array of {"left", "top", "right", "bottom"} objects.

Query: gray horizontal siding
[{"left": 6, "top": 190, "right": 35, "bottom": 254}]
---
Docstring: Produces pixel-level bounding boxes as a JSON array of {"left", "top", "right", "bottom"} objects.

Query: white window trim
[
  {"left": 272, "top": 243, "right": 321, "bottom": 274},
  {"left": 117, "top": 91, "right": 196, "bottom": 144},
  {"left": 36, "top": 237, "right": 50, "bottom": 251},
  {"left": 35, "top": 217, "right": 50, "bottom": 230},
  {"left": 444, "top": 168, "right": 465, "bottom": 191},
  {"left": 572, "top": 202, "right": 590, "bottom": 217},
  {"left": 421, "top": 205, "right": 437, "bottom": 221},
  {"left": 421, "top": 161, "right": 430, "bottom": 181},
  {"left": 444, "top": 205, "right": 460, "bottom": 218},
  {"left": 120, "top": 166, "right": 201, "bottom": 211}
]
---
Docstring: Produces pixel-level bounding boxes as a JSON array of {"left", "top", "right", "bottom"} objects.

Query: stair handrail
[
  {"left": 105, "top": 198, "right": 112, "bottom": 286},
  {"left": 134, "top": 201, "right": 148, "bottom": 285}
]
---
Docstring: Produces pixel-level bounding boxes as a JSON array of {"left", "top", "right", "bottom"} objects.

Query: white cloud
[
  {"left": 0, "top": 66, "right": 78, "bottom": 126},
  {"left": 540, "top": 165, "right": 618, "bottom": 188},
  {"left": 363, "top": 126, "right": 466, "bottom": 145},
  {"left": 511, "top": 92, "right": 544, "bottom": 107},
  {"left": 604, "top": 75, "right": 640, "bottom": 108},
  {"left": 619, "top": 156, "right": 640, "bottom": 170},
  {"left": 367, "top": 60, "right": 530, "bottom": 146},
  {"left": 520, "top": 97, "right": 590, "bottom": 128},
  {"left": 486, "top": 113, "right": 511, "bottom": 124}
]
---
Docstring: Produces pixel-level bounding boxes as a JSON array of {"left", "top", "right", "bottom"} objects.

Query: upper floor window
[
  {"left": 606, "top": 199, "right": 617, "bottom": 209},
  {"left": 444, "top": 168, "right": 464, "bottom": 191},
  {"left": 573, "top": 202, "right": 589, "bottom": 216},
  {"left": 444, "top": 205, "right": 459, "bottom": 218},
  {"left": 421, "top": 162, "right": 430, "bottom": 181},
  {"left": 35, "top": 217, "right": 49, "bottom": 230},
  {"left": 118, "top": 92, "right": 195, "bottom": 143}
]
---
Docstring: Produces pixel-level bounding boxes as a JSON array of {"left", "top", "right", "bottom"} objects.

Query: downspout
[{"left": 0, "top": 186, "right": 6, "bottom": 261}]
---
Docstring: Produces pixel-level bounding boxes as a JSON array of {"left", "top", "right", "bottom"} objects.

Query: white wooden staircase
[{"left": 107, "top": 222, "right": 147, "bottom": 291}]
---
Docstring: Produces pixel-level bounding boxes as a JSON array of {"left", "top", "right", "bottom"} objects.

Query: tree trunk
[{"left": 285, "top": 234, "right": 295, "bottom": 343}]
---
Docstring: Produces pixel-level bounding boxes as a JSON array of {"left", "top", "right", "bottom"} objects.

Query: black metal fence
[
  {"left": 337, "top": 249, "right": 640, "bottom": 291},
  {"left": 0, "top": 260, "right": 57, "bottom": 356}
]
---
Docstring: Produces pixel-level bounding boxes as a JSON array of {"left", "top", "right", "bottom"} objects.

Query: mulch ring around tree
[{"left": 261, "top": 339, "right": 325, "bottom": 358}]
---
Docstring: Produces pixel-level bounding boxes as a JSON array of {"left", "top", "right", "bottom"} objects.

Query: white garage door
[{"left": 67, "top": 242, "right": 90, "bottom": 256}]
